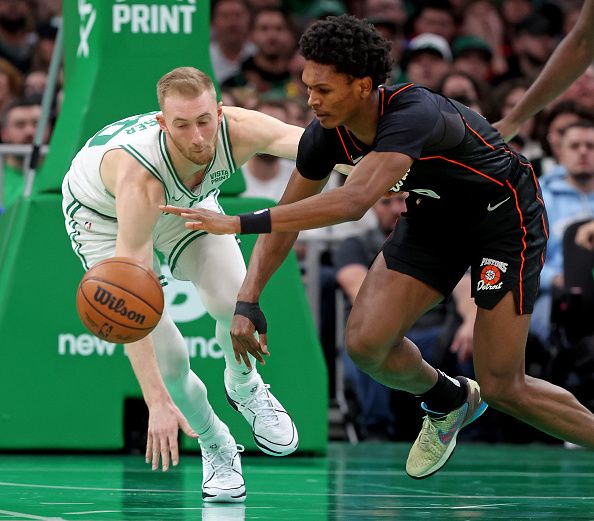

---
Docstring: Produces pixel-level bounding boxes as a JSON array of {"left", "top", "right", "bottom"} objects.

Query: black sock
[{"left": 419, "top": 370, "right": 468, "bottom": 417}]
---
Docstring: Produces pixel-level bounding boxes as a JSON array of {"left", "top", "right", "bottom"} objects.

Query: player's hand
[
  {"left": 160, "top": 205, "right": 240, "bottom": 235},
  {"left": 231, "top": 304, "right": 270, "bottom": 370},
  {"left": 450, "top": 320, "right": 474, "bottom": 363},
  {"left": 145, "top": 401, "right": 198, "bottom": 472},
  {"left": 575, "top": 220, "right": 594, "bottom": 250},
  {"left": 492, "top": 118, "right": 519, "bottom": 143}
]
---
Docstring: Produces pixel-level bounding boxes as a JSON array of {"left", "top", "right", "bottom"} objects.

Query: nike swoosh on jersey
[
  {"left": 487, "top": 197, "right": 511, "bottom": 211},
  {"left": 351, "top": 155, "right": 363, "bottom": 164}
]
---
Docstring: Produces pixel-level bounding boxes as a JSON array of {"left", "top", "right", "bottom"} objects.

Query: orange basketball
[{"left": 76, "top": 257, "right": 164, "bottom": 344}]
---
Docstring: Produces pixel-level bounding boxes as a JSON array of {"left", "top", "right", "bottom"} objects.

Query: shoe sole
[
  {"left": 407, "top": 400, "right": 488, "bottom": 480},
  {"left": 203, "top": 489, "right": 247, "bottom": 503},
  {"left": 225, "top": 390, "right": 299, "bottom": 457}
]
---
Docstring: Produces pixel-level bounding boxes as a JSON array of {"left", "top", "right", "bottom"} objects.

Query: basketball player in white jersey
[{"left": 62, "top": 67, "right": 302, "bottom": 503}]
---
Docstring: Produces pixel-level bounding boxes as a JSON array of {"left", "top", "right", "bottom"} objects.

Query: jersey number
[{"left": 88, "top": 116, "right": 141, "bottom": 147}]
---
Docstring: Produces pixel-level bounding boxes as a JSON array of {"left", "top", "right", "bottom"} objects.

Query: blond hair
[{"left": 156, "top": 67, "right": 216, "bottom": 110}]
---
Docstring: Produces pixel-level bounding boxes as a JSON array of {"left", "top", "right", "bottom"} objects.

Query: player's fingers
[
  {"left": 248, "top": 345, "right": 265, "bottom": 365},
  {"left": 160, "top": 436, "right": 170, "bottom": 472},
  {"left": 259, "top": 333, "right": 269, "bottom": 356},
  {"left": 159, "top": 205, "right": 189, "bottom": 216},
  {"left": 145, "top": 434, "right": 153, "bottom": 464},
  {"left": 181, "top": 211, "right": 203, "bottom": 221},
  {"left": 185, "top": 221, "right": 205, "bottom": 230},
  {"left": 151, "top": 439, "right": 160, "bottom": 471},
  {"left": 170, "top": 435, "right": 180, "bottom": 467},
  {"left": 240, "top": 350, "right": 252, "bottom": 370}
]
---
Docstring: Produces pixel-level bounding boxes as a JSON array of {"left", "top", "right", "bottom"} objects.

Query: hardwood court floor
[{"left": 0, "top": 443, "right": 593, "bottom": 521}]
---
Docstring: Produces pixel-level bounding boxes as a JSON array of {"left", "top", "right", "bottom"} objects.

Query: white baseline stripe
[
  {"left": 0, "top": 510, "right": 65, "bottom": 521},
  {"left": 0, "top": 482, "right": 592, "bottom": 501},
  {"left": 2, "top": 468, "right": 594, "bottom": 478}
]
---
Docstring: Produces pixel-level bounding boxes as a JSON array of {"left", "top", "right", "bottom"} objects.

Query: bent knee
[
  {"left": 346, "top": 329, "right": 398, "bottom": 371},
  {"left": 479, "top": 376, "right": 527, "bottom": 411}
]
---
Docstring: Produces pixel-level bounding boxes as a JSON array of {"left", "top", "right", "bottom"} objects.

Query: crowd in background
[{"left": 1, "top": 0, "right": 593, "bottom": 445}]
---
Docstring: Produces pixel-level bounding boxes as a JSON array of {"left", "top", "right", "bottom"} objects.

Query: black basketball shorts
[{"left": 381, "top": 162, "right": 548, "bottom": 315}]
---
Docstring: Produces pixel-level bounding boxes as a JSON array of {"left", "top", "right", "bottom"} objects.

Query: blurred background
[{"left": 1, "top": 0, "right": 593, "bottom": 454}]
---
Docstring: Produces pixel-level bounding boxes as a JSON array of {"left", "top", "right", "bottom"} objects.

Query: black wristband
[
  {"left": 234, "top": 301, "right": 268, "bottom": 334},
  {"left": 239, "top": 209, "right": 271, "bottom": 234}
]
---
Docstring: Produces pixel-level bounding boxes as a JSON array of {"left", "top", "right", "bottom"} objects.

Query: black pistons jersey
[
  {"left": 297, "top": 83, "right": 549, "bottom": 315},
  {"left": 297, "top": 83, "right": 523, "bottom": 207}
]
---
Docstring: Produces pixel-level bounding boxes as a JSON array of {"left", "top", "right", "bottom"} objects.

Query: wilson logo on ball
[{"left": 93, "top": 286, "right": 146, "bottom": 325}]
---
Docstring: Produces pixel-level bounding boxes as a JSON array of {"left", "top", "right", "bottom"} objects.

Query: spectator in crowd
[
  {"left": 0, "top": 96, "right": 49, "bottom": 210},
  {"left": 0, "top": 58, "right": 23, "bottom": 113},
  {"left": 368, "top": 17, "right": 406, "bottom": 84},
  {"left": 209, "top": 0, "right": 256, "bottom": 85},
  {"left": 223, "top": 7, "right": 294, "bottom": 95},
  {"left": 500, "top": 14, "right": 559, "bottom": 84},
  {"left": 459, "top": 0, "right": 507, "bottom": 78},
  {"left": 532, "top": 121, "right": 594, "bottom": 343},
  {"left": 452, "top": 35, "right": 493, "bottom": 83},
  {"left": 242, "top": 99, "right": 295, "bottom": 202},
  {"left": 559, "top": 65, "right": 594, "bottom": 114},
  {"left": 410, "top": 0, "right": 457, "bottom": 43},
  {"left": 404, "top": 33, "right": 452, "bottom": 90},
  {"left": 31, "top": 20, "right": 58, "bottom": 72},
  {"left": 24, "top": 69, "right": 47, "bottom": 98},
  {"left": 307, "top": 0, "right": 347, "bottom": 20},
  {"left": 437, "top": 70, "right": 486, "bottom": 114},
  {"left": 491, "top": 79, "right": 544, "bottom": 163},
  {"left": 0, "top": 0, "right": 35, "bottom": 74},
  {"left": 365, "top": 0, "right": 406, "bottom": 28},
  {"left": 494, "top": 0, "right": 594, "bottom": 142},
  {"left": 540, "top": 101, "right": 594, "bottom": 177},
  {"left": 501, "top": 0, "right": 535, "bottom": 27}
]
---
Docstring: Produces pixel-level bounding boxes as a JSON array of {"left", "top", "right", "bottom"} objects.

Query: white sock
[{"left": 216, "top": 321, "right": 258, "bottom": 388}]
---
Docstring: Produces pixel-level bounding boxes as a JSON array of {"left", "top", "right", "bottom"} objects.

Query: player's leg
[
  {"left": 150, "top": 309, "right": 231, "bottom": 440},
  {"left": 346, "top": 254, "right": 487, "bottom": 478},
  {"left": 174, "top": 233, "right": 298, "bottom": 456},
  {"left": 345, "top": 254, "right": 443, "bottom": 393},
  {"left": 63, "top": 201, "right": 243, "bottom": 501},
  {"left": 150, "top": 310, "right": 246, "bottom": 502},
  {"left": 473, "top": 291, "right": 594, "bottom": 448}
]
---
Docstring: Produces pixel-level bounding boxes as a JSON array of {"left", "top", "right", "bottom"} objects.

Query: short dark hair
[
  {"left": 299, "top": 15, "right": 392, "bottom": 89},
  {"left": 0, "top": 96, "right": 42, "bottom": 127},
  {"left": 560, "top": 120, "right": 594, "bottom": 137}
]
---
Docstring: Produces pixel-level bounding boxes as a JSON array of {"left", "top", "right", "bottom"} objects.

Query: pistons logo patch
[
  {"left": 480, "top": 265, "right": 501, "bottom": 285},
  {"left": 477, "top": 258, "right": 507, "bottom": 291}
]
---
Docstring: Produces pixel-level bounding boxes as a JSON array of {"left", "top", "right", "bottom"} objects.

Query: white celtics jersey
[
  {"left": 65, "top": 111, "right": 238, "bottom": 218},
  {"left": 63, "top": 111, "right": 239, "bottom": 276}
]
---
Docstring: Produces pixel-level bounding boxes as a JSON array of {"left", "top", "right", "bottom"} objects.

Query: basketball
[{"left": 76, "top": 257, "right": 164, "bottom": 344}]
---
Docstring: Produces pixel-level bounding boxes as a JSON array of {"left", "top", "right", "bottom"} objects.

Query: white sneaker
[
  {"left": 200, "top": 438, "right": 246, "bottom": 503},
  {"left": 225, "top": 371, "right": 298, "bottom": 456}
]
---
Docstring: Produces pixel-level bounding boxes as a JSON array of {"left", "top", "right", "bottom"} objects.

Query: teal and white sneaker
[
  {"left": 201, "top": 437, "right": 246, "bottom": 503},
  {"left": 225, "top": 370, "right": 298, "bottom": 457},
  {"left": 406, "top": 377, "right": 488, "bottom": 479}
]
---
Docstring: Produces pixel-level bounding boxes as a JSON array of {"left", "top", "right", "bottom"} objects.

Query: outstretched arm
[
  {"left": 105, "top": 150, "right": 198, "bottom": 471},
  {"left": 163, "top": 151, "right": 412, "bottom": 234},
  {"left": 494, "top": 0, "right": 594, "bottom": 141},
  {"left": 231, "top": 170, "right": 329, "bottom": 368}
]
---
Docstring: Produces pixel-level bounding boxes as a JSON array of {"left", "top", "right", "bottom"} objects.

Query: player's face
[
  {"left": 560, "top": 127, "right": 594, "bottom": 180},
  {"left": 302, "top": 61, "right": 368, "bottom": 129},
  {"left": 159, "top": 90, "right": 221, "bottom": 166}
]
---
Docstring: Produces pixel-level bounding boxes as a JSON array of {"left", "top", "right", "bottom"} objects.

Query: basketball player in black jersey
[{"left": 164, "top": 15, "right": 594, "bottom": 477}]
